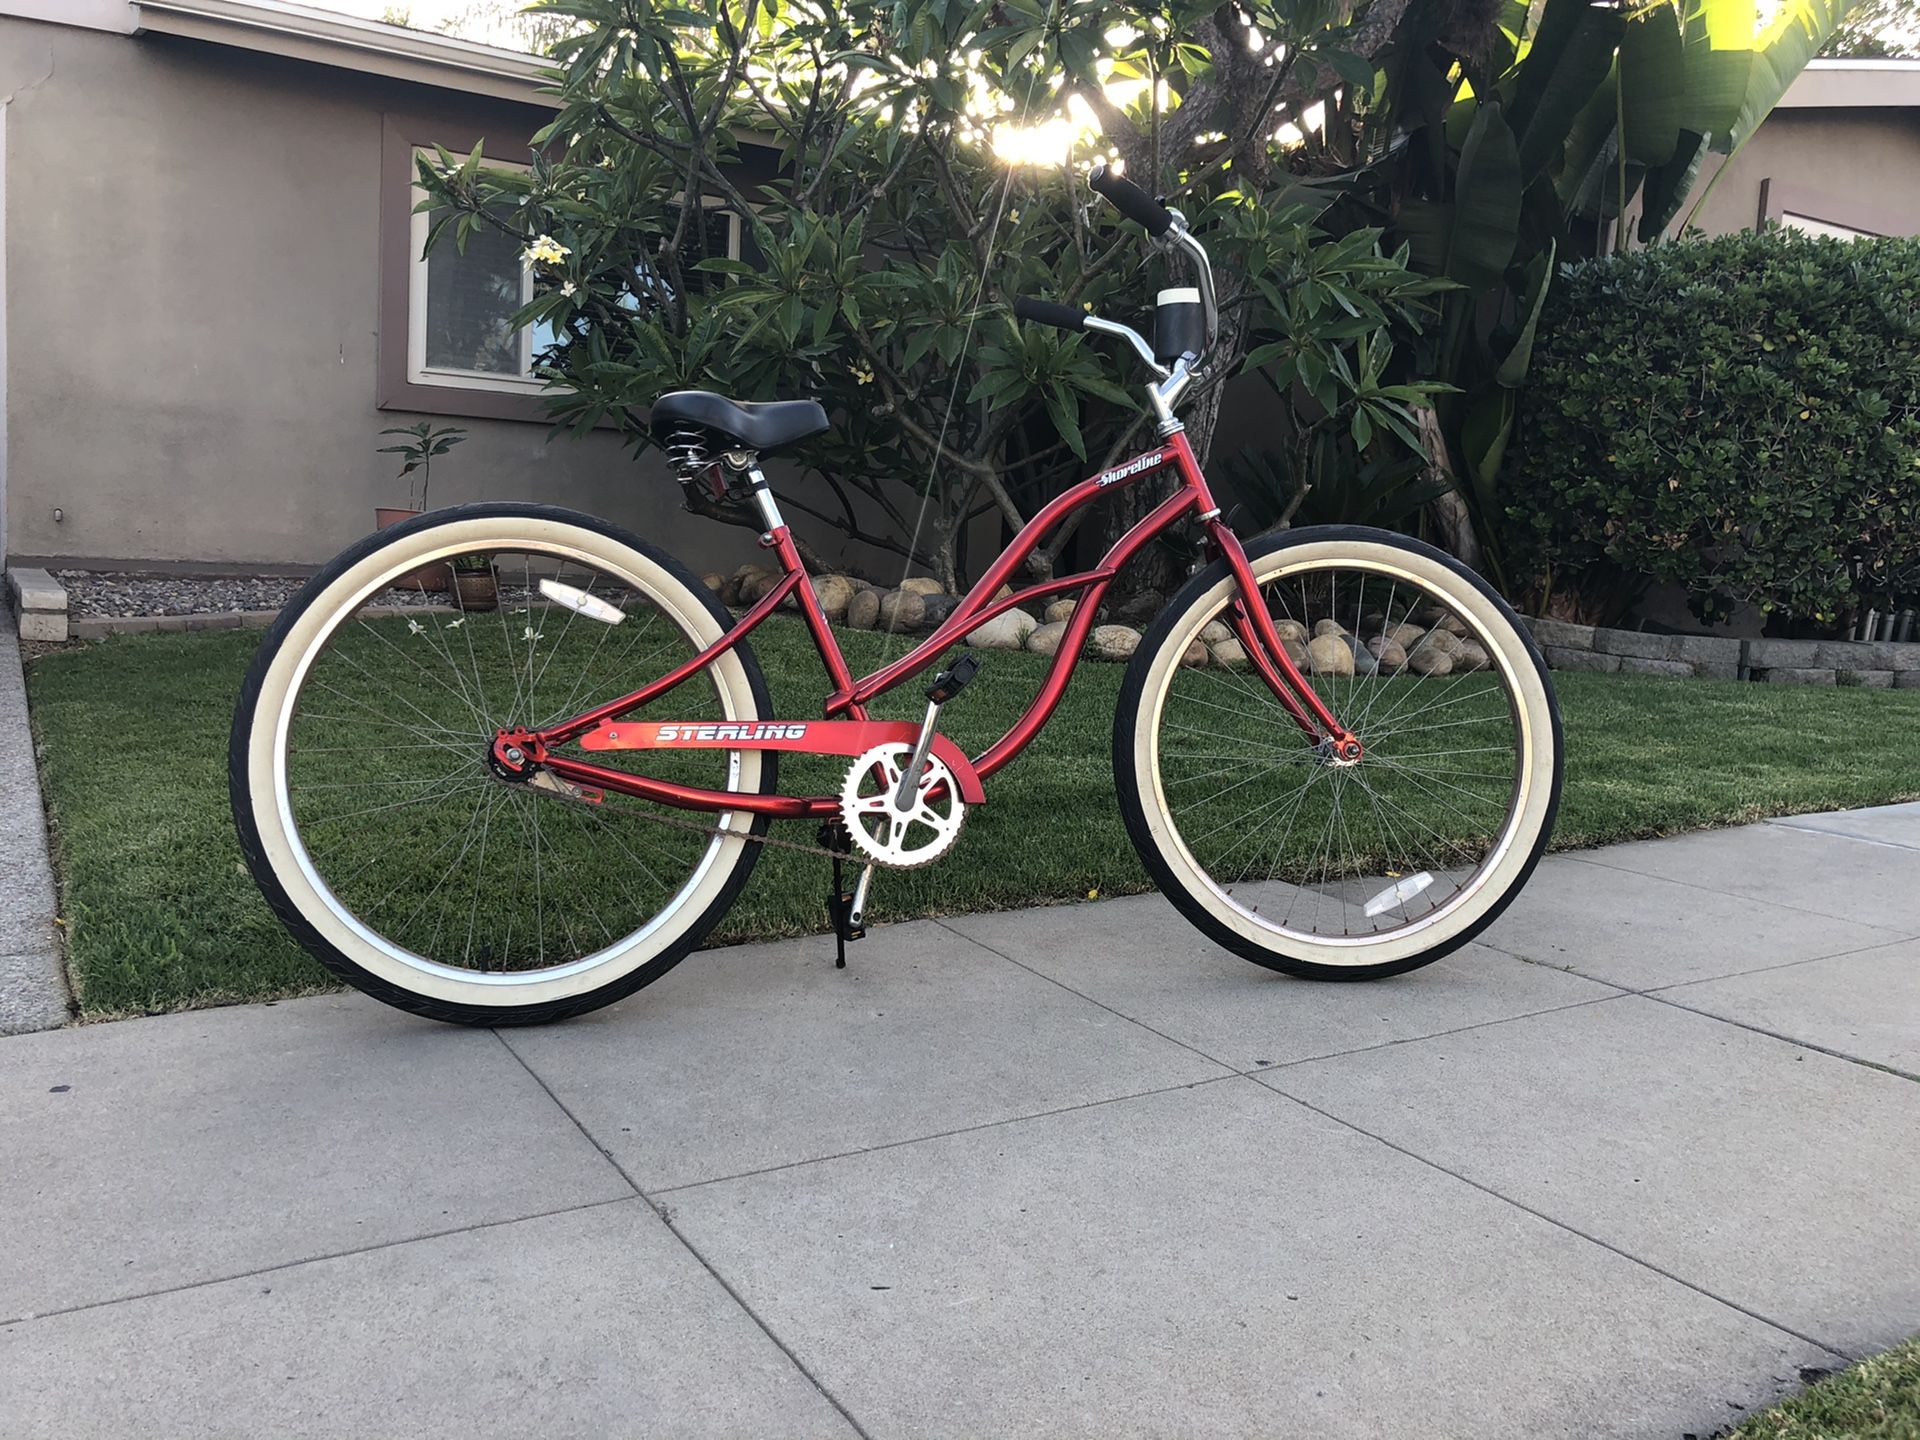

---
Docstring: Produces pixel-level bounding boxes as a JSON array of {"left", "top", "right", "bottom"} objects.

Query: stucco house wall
[
  {"left": 0, "top": 5, "right": 917, "bottom": 575},
  {"left": 1685, "top": 89, "right": 1920, "bottom": 239}
]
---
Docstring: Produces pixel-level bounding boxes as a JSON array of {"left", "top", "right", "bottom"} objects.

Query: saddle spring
[{"left": 662, "top": 421, "right": 714, "bottom": 480}]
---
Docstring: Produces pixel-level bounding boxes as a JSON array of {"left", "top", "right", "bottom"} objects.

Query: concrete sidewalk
[{"left": 3, "top": 812, "right": 1918, "bottom": 1438}]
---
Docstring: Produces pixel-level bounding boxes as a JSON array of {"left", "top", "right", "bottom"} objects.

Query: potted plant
[
  {"left": 374, "top": 421, "right": 466, "bottom": 593},
  {"left": 450, "top": 553, "right": 499, "bottom": 611}
]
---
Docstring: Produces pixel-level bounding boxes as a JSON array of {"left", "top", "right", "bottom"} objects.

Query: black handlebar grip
[
  {"left": 1088, "top": 161, "right": 1175, "bottom": 238},
  {"left": 1013, "top": 296, "right": 1088, "bottom": 332}
]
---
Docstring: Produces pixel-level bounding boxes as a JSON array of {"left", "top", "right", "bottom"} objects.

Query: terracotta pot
[
  {"left": 373, "top": 506, "right": 450, "bottom": 594},
  {"left": 452, "top": 567, "right": 500, "bottom": 612}
]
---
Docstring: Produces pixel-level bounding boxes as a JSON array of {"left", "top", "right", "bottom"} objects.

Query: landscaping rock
[
  {"left": 1211, "top": 638, "right": 1247, "bottom": 668},
  {"left": 1089, "top": 624, "right": 1142, "bottom": 661},
  {"left": 1027, "top": 620, "right": 1070, "bottom": 657},
  {"left": 729, "top": 563, "right": 774, "bottom": 606},
  {"left": 1406, "top": 646, "right": 1453, "bottom": 676},
  {"left": 1342, "top": 635, "right": 1378, "bottom": 675},
  {"left": 700, "top": 571, "right": 726, "bottom": 596},
  {"left": 1200, "top": 620, "right": 1233, "bottom": 644},
  {"left": 1044, "top": 599, "right": 1077, "bottom": 624},
  {"left": 1282, "top": 636, "right": 1311, "bottom": 670},
  {"left": 1367, "top": 635, "right": 1408, "bottom": 674},
  {"left": 1181, "top": 638, "right": 1210, "bottom": 667},
  {"left": 1758, "top": 666, "right": 1837, "bottom": 685},
  {"left": 1423, "top": 628, "right": 1462, "bottom": 656},
  {"left": 1452, "top": 641, "right": 1492, "bottom": 674},
  {"left": 1307, "top": 634, "right": 1354, "bottom": 677},
  {"left": 846, "top": 588, "right": 881, "bottom": 630},
  {"left": 1273, "top": 618, "right": 1310, "bottom": 646},
  {"left": 920, "top": 594, "right": 960, "bottom": 629},
  {"left": 1113, "top": 590, "right": 1164, "bottom": 626},
  {"left": 1385, "top": 622, "right": 1425, "bottom": 649},
  {"left": 898, "top": 576, "right": 946, "bottom": 597},
  {"left": 879, "top": 589, "right": 927, "bottom": 630},
  {"left": 1312, "top": 618, "right": 1347, "bottom": 639},
  {"left": 966, "top": 609, "right": 1037, "bottom": 650},
  {"left": 811, "top": 574, "right": 857, "bottom": 621}
]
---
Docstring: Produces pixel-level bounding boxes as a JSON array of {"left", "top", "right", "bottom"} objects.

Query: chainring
[{"left": 838, "top": 742, "right": 966, "bottom": 868}]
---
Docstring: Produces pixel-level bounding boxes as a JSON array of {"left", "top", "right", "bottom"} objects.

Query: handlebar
[
  {"left": 1088, "top": 160, "right": 1175, "bottom": 238},
  {"left": 1012, "top": 296, "right": 1088, "bottom": 333},
  {"left": 1013, "top": 161, "right": 1220, "bottom": 426}
]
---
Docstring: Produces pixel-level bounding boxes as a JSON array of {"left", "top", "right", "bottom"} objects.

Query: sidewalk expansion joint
[
  {"left": 0, "top": 1194, "right": 643, "bottom": 1331},
  {"left": 939, "top": 917, "right": 1643, "bottom": 1080},
  {"left": 650, "top": 1072, "right": 1246, "bottom": 1198},
  {"left": 1635, "top": 991, "right": 1920, "bottom": 1085},
  {"left": 1251, "top": 1084, "right": 1859, "bottom": 1367},
  {"left": 1563, "top": 852, "right": 1920, "bottom": 939},
  {"left": 493, "top": 1028, "right": 877, "bottom": 1440}
]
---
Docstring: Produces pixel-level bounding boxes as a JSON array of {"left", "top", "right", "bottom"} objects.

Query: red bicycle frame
[{"left": 496, "top": 431, "right": 1358, "bottom": 818}]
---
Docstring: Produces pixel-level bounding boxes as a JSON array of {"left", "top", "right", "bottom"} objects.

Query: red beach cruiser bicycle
[{"left": 231, "top": 165, "right": 1562, "bottom": 1025}]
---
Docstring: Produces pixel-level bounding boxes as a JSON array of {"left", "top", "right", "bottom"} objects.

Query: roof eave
[{"left": 130, "top": 0, "right": 557, "bottom": 107}]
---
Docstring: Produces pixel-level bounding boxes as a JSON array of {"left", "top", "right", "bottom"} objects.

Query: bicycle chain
[{"left": 603, "top": 797, "right": 858, "bottom": 861}]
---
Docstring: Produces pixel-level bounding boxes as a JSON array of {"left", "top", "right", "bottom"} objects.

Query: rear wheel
[
  {"left": 230, "top": 503, "right": 776, "bottom": 1025},
  {"left": 1114, "top": 526, "right": 1561, "bottom": 979}
]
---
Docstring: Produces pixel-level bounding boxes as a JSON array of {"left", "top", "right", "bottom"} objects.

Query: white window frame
[
  {"left": 407, "top": 149, "right": 543, "bottom": 394},
  {"left": 407, "top": 150, "right": 742, "bottom": 395}
]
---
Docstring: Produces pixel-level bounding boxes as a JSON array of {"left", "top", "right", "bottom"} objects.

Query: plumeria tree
[{"left": 416, "top": 0, "right": 1449, "bottom": 592}]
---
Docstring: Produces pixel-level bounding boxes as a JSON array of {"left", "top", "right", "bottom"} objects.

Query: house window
[
  {"left": 638, "top": 202, "right": 743, "bottom": 303},
  {"left": 407, "top": 151, "right": 744, "bottom": 394},
  {"left": 407, "top": 150, "right": 553, "bottom": 394},
  {"left": 1780, "top": 211, "right": 1877, "bottom": 241}
]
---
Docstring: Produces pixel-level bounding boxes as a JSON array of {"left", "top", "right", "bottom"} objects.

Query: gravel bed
[{"left": 56, "top": 572, "right": 480, "bottom": 619}]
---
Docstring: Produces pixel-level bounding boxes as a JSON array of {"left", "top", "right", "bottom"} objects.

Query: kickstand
[
  {"left": 830, "top": 853, "right": 850, "bottom": 969},
  {"left": 821, "top": 823, "right": 867, "bottom": 969}
]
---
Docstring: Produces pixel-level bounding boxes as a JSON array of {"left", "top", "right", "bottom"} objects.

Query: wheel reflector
[
  {"left": 538, "top": 578, "right": 625, "bottom": 624},
  {"left": 1364, "top": 871, "right": 1435, "bottom": 917}
]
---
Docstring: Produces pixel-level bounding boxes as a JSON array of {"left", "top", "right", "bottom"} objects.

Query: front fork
[{"left": 1203, "top": 518, "right": 1363, "bottom": 763}]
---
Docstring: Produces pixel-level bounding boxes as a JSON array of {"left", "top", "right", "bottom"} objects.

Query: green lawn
[
  {"left": 1727, "top": 1338, "right": 1920, "bottom": 1439},
  {"left": 25, "top": 617, "right": 1920, "bottom": 1017}
]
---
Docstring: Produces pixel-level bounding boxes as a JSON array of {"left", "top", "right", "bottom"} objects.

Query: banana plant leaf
[
  {"left": 1639, "top": 128, "right": 1709, "bottom": 240},
  {"left": 1620, "top": 4, "right": 1686, "bottom": 166},
  {"left": 1506, "top": 0, "right": 1627, "bottom": 180},
  {"left": 1448, "top": 102, "right": 1523, "bottom": 292}
]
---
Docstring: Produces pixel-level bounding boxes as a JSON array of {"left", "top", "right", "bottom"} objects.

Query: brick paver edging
[{"left": 1529, "top": 617, "right": 1920, "bottom": 688}]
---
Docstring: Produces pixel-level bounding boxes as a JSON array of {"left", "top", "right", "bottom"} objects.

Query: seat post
[{"left": 744, "top": 464, "right": 786, "bottom": 537}]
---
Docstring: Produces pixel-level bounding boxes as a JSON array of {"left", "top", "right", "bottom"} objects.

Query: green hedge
[{"left": 1501, "top": 230, "right": 1920, "bottom": 626}]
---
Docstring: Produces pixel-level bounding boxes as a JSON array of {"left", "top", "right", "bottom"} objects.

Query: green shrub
[{"left": 1501, "top": 230, "right": 1920, "bottom": 627}]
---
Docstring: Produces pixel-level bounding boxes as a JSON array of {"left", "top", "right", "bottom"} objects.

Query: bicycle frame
[{"left": 498, "top": 430, "right": 1358, "bottom": 819}]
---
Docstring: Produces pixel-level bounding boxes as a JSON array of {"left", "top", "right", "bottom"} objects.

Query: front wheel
[
  {"left": 230, "top": 503, "right": 777, "bottom": 1026},
  {"left": 1113, "top": 525, "right": 1562, "bottom": 980}
]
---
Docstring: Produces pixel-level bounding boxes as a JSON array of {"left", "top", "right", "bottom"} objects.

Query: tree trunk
[{"left": 1416, "top": 404, "right": 1485, "bottom": 573}]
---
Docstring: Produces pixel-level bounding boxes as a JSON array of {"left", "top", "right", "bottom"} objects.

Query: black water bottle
[{"left": 1153, "top": 287, "right": 1204, "bottom": 364}]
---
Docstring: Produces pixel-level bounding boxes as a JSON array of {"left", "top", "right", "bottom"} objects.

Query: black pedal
[
  {"left": 827, "top": 888, "right": 866, "bottom": 945},
  {"left": 926, "top": 651, "right": 982, "bottom": 704}
]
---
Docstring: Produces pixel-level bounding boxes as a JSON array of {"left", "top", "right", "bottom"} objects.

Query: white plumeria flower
[
  {"left": 561, "top": 280, "right": 577, "bottom": 297},
  {"left": 523, "top": 234, "right": 571, "bottom": 267},
  {"left": 406, "top": 618, "right": 425, "bottom": 635},
  {"left": 446, "top": 617, "right": 465, "bottom": 629},
  {"left": 523, "top": 626, "right": 543, "bottom": 643}
]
